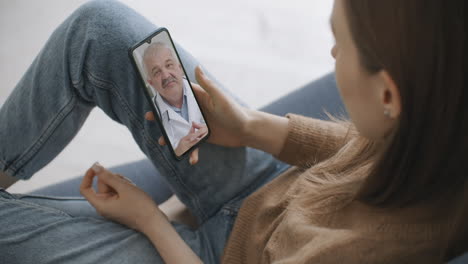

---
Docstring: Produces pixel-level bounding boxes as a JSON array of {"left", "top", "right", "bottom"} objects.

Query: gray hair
[{"left": 142, "top": 42, "right": 178, "bottom": 77}]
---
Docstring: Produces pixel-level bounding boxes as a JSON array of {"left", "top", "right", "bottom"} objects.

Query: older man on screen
[{"left": 143, "top": 42, "right": 207, "bottom": 156}]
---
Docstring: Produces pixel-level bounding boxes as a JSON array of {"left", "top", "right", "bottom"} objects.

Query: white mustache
[{"left": 162, "top": 76, "right": 177, "bottom": 88}]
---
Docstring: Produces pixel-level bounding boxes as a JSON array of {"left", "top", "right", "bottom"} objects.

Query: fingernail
[{"left": 92, "top": 162, "right": 103, "bottom": 173}]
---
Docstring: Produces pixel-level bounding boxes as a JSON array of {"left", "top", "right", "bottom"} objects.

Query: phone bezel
[{"left": 128, "top": 27, "right": 210, "bottom": 161}]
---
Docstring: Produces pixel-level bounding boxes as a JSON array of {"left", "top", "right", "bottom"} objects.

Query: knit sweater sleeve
[{"left": 275, "top": 113, "right": 354, "bottom": 167}]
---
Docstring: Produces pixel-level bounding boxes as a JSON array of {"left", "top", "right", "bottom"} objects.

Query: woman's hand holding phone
[{"left": 145, "top": 66, "right": 251, "bottom": 165}]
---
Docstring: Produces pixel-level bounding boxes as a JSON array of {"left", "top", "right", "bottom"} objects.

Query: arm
[
  {"left": 193, "top": 66, "right": 353, "bottom": 166},
  {"left": 243, "top": 110, "right": 353, "bottom": 167},
  {"left": 150, "top": 66, "right": 353, "bottom": 167},
  {"left": 80, "top": 163, "right": 202, "bottom": 264},
  {"left": 273, "top": 113, "right": 354, "bottom": 167},
  {"left": 142, "top": 213, "right": 202, "bottom": 264},
  {"left": 242, "top": 109, "right": 289, "bottom": 156}
]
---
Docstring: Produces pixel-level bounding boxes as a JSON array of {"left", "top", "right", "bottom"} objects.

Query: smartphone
[{"left": 128, "top": 28, "right": 210, "bottom": 160}]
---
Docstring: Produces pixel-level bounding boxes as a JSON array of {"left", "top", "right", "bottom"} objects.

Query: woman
[{"left": 0, "top": 0, "right": 466, "bottom": 263}]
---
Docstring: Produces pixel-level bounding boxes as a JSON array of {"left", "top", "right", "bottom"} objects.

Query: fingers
[
  {"left": 193, "top": 128, "right": 207, "bottom": 140},
  {"left": 145, "top": 111, "right": 155, "bottom": 121},
  {"left": 80, "top": 166, "right": 97, "bottom": 199},
  {"left": 93, "top": 162, "right": 113, "bottom": 195},
  {"left": 190, "top": 122, "right": 208, "bottom": 140},
  {"left": 146, "top": 112, "right": 168, "bottom": 147},
  {"left": 81, "top": 163, "right": 127, "bottom": 197},
  {"left": 191, "top": 122, "right": 205, "bottom": 129},
  {"left": 189, "top": 122, "right": 208, "bottom": 136},
  {"left": 80, "top": 166, "right": 106, "bottom": 207},
  {"left": 190, "top": 122, "right": 196, "bottom": 133},
  {"left": 158, "top": 136, "right": 166, "bottom": 146},
  {"left": 95, "top": 167, "right": 127, "bottom": 194},
  {"left": 189, "top": 148, "right": 199, "bottom": 165}
]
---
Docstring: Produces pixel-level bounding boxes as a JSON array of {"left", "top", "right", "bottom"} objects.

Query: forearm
[
  {"left": 243, "top": 109, "right": 289, "bottom": 156},
  {"left": 142, "top": 210, "right": 203, "bottom": 264}
]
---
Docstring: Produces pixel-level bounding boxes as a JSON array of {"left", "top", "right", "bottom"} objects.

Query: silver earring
[{"left": 384, "top": 109, "right": 391, "bottom": 118}]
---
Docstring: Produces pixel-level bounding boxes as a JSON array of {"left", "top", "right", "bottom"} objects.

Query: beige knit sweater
[{"left": 221, "top": 114, "right": 463, "bottom": 264}]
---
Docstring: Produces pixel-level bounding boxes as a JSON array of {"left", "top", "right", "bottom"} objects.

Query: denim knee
[
  {"left": 64, "top": 0, "right": 157, "bottom": 101},
  {"left": 72, "top": 0, "right": 129, "bottom": 28},
  {"left": 71, "top": 0, "right": 152, "bottom": 46}
]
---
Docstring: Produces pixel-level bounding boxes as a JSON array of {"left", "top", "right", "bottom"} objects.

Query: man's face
[{"left": 145, "top": 47, "right": 184, "bottom": 104}]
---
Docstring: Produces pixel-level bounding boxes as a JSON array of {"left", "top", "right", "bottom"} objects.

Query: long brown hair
[
  {"left": 344, "top": 1, "right": 467, "bottom": 259},
  {"left": 344, "top": 0, "right": 467, "bottom": 208},
  {"left": 295, "top": 0, "right": 467, "bottom": 259}
]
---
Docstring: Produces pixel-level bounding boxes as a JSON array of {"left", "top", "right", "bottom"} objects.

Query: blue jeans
[{"left": 0, "top": 1, "right": 345, "bottom": 263}]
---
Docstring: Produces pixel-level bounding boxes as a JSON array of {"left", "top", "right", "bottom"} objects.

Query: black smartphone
[{"left": 128, "top": 28, "right": 210, "bottom": 160}]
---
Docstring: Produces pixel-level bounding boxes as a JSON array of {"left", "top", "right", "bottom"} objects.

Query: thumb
[
  {"left": 96, "top": 169, "right": 127, "bottom": 193},
  {"left": 195, "top": 66, "right": 220, "bottom": 98},
  {"left": 80, "top": 167, "right": 98, "bottom": 203}
]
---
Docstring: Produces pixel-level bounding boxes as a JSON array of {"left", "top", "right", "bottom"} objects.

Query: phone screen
[{"left": 129, "top": 28, "right": 209, "bottom": 159}]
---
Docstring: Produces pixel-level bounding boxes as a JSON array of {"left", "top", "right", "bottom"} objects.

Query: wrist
[
  {"left": 138, "top": 206, "right": 167, "bottom": 234},
  {"left": 241, "top": 109, "right": 260, "bottom": 148},
  {"left": 238, "top": 109, "right": 289, "bottom": 155}
]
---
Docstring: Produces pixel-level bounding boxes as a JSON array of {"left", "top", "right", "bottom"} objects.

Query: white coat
[{"left": 152, "top": 79, "right": 205, "bottom": 150}]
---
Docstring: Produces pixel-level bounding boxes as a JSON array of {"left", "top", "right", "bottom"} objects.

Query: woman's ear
[{"left": 378, "top": 71, "right": 402, "bottom": 119}]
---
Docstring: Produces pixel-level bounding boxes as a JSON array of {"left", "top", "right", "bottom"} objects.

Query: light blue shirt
[{"left": 162, "top": 85, "right": 189, "bottom": 122}]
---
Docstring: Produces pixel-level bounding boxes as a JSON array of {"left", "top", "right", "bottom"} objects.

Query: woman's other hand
[{"left": 80, "top": 163, "right": 162, "bottom": 233}]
